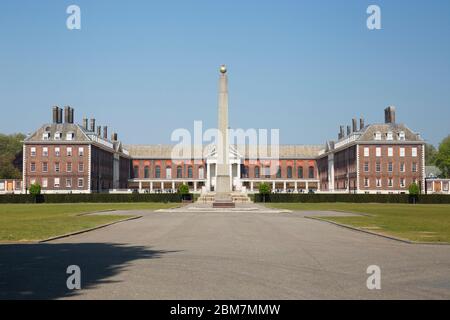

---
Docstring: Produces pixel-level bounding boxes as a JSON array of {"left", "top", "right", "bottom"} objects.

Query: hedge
[
  {"left": 0, "top": 193, "right": 186, "bottom": 204},
  {"left": 253, "top": 193, "right": 450, "bottom": 204}
]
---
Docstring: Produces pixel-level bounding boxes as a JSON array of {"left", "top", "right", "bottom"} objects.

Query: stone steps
[{"left": 197, "top": 193, "right": 252, "bottom": 204}]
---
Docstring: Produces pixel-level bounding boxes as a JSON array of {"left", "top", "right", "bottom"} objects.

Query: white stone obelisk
[{"left": 213, "top": 65, "right": 234, "bottom": 206}]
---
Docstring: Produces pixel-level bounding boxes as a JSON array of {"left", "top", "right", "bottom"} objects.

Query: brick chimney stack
[{"left": 384, "top": 106, "right": 396, "bottom": 124}]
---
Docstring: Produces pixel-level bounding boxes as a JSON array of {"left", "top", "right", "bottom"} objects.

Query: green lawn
[
  {"left": 265, "top": 203, "right": 450, "bottom": 243},
  {"left": 0, "top": 203, "right": 179, "bottom": 242}
]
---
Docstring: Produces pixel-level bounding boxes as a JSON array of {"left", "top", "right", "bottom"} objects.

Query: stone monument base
[
  {"left": 212, "top": 200, "right": 235, "bottom": 208},
  {"left": 213, "top": 175, "right": 235, "bottom": 208}
]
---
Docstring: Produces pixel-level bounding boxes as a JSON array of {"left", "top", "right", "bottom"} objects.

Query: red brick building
[
  {"left": 23, "top": 106, "right": 425, "bottom": 195},
  {"left": 23, "top": 107, "right": 130, "bottom": 193}
]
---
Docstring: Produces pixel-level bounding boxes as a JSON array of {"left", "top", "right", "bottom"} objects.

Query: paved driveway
[{"left": 1, "top": 210, "right": 450, "bottom": 299}]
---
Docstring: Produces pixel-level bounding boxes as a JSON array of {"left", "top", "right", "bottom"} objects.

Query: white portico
[{"left": 205, "top": 145, "right": 243, "bottom": 193}]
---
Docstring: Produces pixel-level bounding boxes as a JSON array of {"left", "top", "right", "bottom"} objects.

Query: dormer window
[
  {"left": 42, "top": 132, "right": 50, "bottom": 140},
  {"left": 374, "top": 131, "right": 382, "bottom": 141},
  {"left": 386, "top": 131, "right": 393, "bottom": 141},
  {"left": 54, "top": 132, "right": 62, "bottom": 140},
  {"left": 66, "top": 132, "right": 75, "bottom": 141},
  {"left": 398, "top": 131, "right": 406, "bottom": 141}
]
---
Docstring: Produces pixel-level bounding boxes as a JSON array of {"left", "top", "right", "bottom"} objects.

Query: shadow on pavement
[{"left": 0, "top": 243, "right": 173, "bottom": 300}]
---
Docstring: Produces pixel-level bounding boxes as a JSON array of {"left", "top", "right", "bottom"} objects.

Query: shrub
[
  {"left": 29, "top": 183, "right": 41, "bottom": 197},
  {"left": 178, "top": 184, "right": 189, "bottom": 195}
]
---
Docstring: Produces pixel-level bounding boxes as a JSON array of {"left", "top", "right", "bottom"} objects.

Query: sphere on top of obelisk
[{"left": 220, "top": 65, "right": 227, "bottom": 74}]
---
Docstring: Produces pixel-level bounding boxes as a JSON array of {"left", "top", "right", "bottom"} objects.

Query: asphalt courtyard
[{"left": 1, "top": 207, "right": 450, "bottom": 300}]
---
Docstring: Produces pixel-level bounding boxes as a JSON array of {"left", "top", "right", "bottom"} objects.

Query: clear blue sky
[{"left": 0, "top": 0, "right": 449, "bottom": 146}]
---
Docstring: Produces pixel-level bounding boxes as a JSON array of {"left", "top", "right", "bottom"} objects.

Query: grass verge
[
  {"left": 265, "top": 203, "right": 450, "bottom": 243},
  {"left": 0, "top": 203, "right": 179, "bottom": 242}
]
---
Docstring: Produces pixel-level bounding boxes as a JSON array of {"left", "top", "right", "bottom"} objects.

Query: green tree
[
  {"left": 435, "top": 135, "right": 450, "bottom": 178},
  {"left": 0, "top": 133, "right": 25, "bottom": 179},
  {"left": 408, "top": 182, "right": 420, "bottom": 204},
  {"left": 258, "top": 182, "right": 271, "bottom": 203},
  {"left": 425, "top": 143, "right": 438, "bottom": 165}
]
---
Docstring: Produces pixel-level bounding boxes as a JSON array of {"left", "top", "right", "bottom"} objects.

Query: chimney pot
[
  {"left": 52, "top": 106, "right": 59, "bottom": 124},
  {"left": 69, "top": 107, "right": 74, "bottom": 124},
  {"left": 57, "top": 108, "right": 63, "bottom": 124},
  {"left": 90, "top": 119, "right": 96, "bottom": 132},
  {"left": 64, "top": 106, "right": 70, "bottom": 123}
]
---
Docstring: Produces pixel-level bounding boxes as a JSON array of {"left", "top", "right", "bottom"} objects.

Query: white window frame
[
  {"left": 78, "top": 178, "right": 84, "bottom": 188},
  {"left": 374, "top": 132, "right": 382, "bottom": 141},
  {"left": 79, "top": 162, "right": 84, "bottom": 173},
  {"left": 364, "top": 177, "right": 370, "bottom": 187},
  {"left": 78, "top": 147, "right": 84, "bottom": 157},
  {"left": 67, "top": 147, "right": 73, "bottom": 157},
  {"left": 42, "top": 178, "right": 48, "bottom": 188},
  {"left": 54, "top": 132, "right": 62, "bottom": 140},
  {"left": 42, "top": 162, "right": 48, "bottom": 173},
  {"left": 55, "top": 147, "right": 61, "bottom": 157},
  {"left": 67, "top": 162, "right": 72, "bottom": 173},
  {"left": 30, "top": 147, "right": 36, "bottom": 157},
  {"left": 400, "top": 178, "right": 406, "bottom": 188},
  {"left": 398, "top": 131, "right": 406, "bottom": 141},
  {"left": 66, "top": 178, "right": 72, "bottom": 188},
  {"left": 364, "top": 147, "right": 370, "bottom": 157},
  {"left": 388, "top": 147, "right": 393, "bottom": 157},
  {"left": 386, "top": 132, "right": 393, "bottom": 141},
  {"left": 54, "top": 178, "right": 60, "bottom": 188},
  {"left": 412, "top": 147, "right": 418, "bottom": 157},
  {"left": 66, "top": 132, "right": 75, "bottom": 141},
  {"left": 30, "top": 162, "right": 36, "bottom": 172},
  {"left": 400, "top": 148, "right": 405, "bottom": 157},
  {"left": 42, "top": 132, "right": 50, "bottom": 140},
  {"left": 43, "top": 147, "right": 48, "bottom": 157},
  {"left": 376, "top": 147, "right": 381, "bottom": 157}
]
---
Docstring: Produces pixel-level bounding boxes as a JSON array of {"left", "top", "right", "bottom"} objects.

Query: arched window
[
  {"left": 308, "top": 166, "right": 315, "bottom": 179},
  {"left": 298, "top": 167, "right": 304, "bottom": 179},
  {"left": 198, "top": 166, "right": 204, "bottom": 179},
  {"left": 144, "top": 166, "right": 150, "bottom": 178},
  {"left": 166, "top": 166, "right": 172, "bottom": 179},
  {"left": 254, "top": 166, "right": 260, "bottom": 179},
  {"left": 243, "top": 166, "right": 249, "bottom": 178},
  {"left": 188, "top": 166, "right": 193, "bottom": 178},
  {"left": 177, "top": 166, "right": 183, "bottom": 179},
  {"left": 155, "top": 166, "right": 161, "bottom": 179},
  {"left": 276, "top": 166, "right": 281, "bottom": 178},
  {"left": 287, "top": 166, "right": 293, "bottom": 179},
  {"left": 133, "top": 166, "right": 139, "bottom": 178}
]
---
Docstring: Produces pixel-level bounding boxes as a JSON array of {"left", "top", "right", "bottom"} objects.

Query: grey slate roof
[
  {"left": 357, "top": 123, "right": 423, "bottom": 142},
  {"left": 24, "top": 123, "right": 90, "bottom": 143}
]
